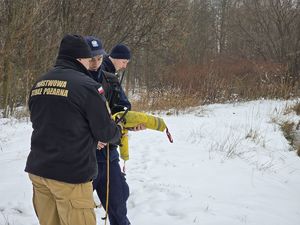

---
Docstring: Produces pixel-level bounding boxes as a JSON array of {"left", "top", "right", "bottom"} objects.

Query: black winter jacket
[
  {"left": 25, "top": 55, "right": 121, "bottom": 183},
  {"left": 100, "top": 55, "right": 131, "bottom": 111}
]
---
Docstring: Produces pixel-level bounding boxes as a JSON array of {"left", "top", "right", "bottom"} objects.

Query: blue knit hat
[
  {"left": 110, "top": 44, "right": 131, "bottom": 60},
  {"left": 84, "top": 36, "right": 106, "bottom": 57}
]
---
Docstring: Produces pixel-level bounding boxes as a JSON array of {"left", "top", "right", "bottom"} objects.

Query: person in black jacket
[
  {"left": 100, "top": 44, "right": 132, "bottom": 114},
  {"left": 25, "top": 34, "right": 122, "bottom": 225}
]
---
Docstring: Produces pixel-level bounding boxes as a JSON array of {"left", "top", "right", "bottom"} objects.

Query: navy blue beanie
[
  {"left": 84, "top": 36, "right": 106, "bottom": 57},
  {"left": 58, "top": 34, "right": 92, "bottom": 59},
  {"left": 110, "top": 44, "right": 131, "bottom": 60}
]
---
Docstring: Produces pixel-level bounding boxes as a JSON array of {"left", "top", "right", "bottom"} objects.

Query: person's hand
[
  {"left": 97, "top": 141, "right": 107, "bottom": 150},
  {"left": 128, "top": 124, "right": 146, "bottom": 131}
]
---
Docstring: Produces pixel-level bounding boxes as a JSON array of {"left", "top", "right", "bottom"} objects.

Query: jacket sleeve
[
  {"left": 118, "top": 87, "right": 131, "bottom": 110},
  {"left": 84, "top": 84, "right": 121, "bottom": 144}
]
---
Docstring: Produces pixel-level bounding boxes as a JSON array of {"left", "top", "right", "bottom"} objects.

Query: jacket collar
[
  {"left": 55, "top": 55, "right": 91, "bottom": 77},
  {"left": 102, "top": 55, "right": 116, "bottom": 74}
]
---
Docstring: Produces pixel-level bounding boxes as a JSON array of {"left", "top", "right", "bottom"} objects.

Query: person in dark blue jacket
[{"left": 84, "top": 39, "right": 144, "bottom": 225}]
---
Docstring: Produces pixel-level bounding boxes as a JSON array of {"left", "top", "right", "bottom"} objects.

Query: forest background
[{"left": 0, "top": 0, "right": 299, "bottom": 117}]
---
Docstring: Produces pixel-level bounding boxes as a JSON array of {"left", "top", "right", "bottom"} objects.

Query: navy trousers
[{"left": 93, "top": 159, "right": 130, "bottom": 225}]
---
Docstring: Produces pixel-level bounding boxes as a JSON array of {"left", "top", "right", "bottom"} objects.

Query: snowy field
[{"left": 0, "top": 100, "right": 300, "bottom": 225}]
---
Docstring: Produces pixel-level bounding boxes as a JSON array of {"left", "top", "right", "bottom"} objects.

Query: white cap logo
[{"left": 91, "top": 40, "right": 99, "bottom": 47}]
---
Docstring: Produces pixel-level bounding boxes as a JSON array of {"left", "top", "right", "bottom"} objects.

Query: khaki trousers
[{"left": 29, "top": 173, "right": 96, "bottom": 225}]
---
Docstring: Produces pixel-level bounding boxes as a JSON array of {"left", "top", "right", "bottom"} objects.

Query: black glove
[{"left": 111, "top": 105, "right": 127, "bottom": 114}]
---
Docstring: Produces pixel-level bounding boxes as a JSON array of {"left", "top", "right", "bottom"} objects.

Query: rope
[
  {"left": 104, "top": 144, "right": 110, "bottom": 225},
  {"left": 122, "top": 160, "right": 126, "bottom": 174}
]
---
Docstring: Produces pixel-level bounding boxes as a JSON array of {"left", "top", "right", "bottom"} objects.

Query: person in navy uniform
[{"left": 84, "top": 38, "right": 144, "bottom": 225}]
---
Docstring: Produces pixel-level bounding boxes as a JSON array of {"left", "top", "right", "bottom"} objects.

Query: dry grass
[
  {"left": 13, "top": 107, "right": 30, "bottom": 119},
  {"left": 291, "top": 102, "right": 300, "bottom": 115},
  {"left": 277, "top": 102, "right": 300, "bottom": 156},
  {"left": 280, "top": 121, "right": 296, "bottom": 148},
  {"left": 131, "top": 89, "right": 202, "bottom": 112},
  {"left": 283, "top": 102, "right": 300, "bottom": 115},
  {"left": 275, "top": 120, "right": 300, "bottom": 157}
]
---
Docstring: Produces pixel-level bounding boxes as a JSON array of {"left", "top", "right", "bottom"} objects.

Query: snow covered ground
[{"left": 0, "top": 100, "right": 300, "bottom": 225}]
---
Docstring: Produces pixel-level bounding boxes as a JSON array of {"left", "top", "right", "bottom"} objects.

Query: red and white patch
[{"left": 98, "top": 86, "right": 104, "bottom": 94}]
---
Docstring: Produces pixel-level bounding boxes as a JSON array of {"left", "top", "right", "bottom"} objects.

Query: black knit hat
[
  {"left": 58, "top": 34, "right": 92, "bottom": 59},
  {"left": 110, "top": 44, "right": 131, "bottom": 60}
]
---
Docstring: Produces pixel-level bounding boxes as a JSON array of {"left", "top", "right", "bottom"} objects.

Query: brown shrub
[
  {"left": 133, "top": 56, "right": 299, "bottom": 111},
  {"left": 292, "top": 102, "right": 300, "bottom": 115}
]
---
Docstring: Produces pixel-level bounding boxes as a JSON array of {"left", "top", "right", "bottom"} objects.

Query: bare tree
[
  {"left": 183, "top": 0, "right": 215, "bottom": 64},
  {"left": 233, "top": 0, "right": 300, "bottom": 82},
  {"left": 0, "top": 0, "right": 299, "bottom": 115}
]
